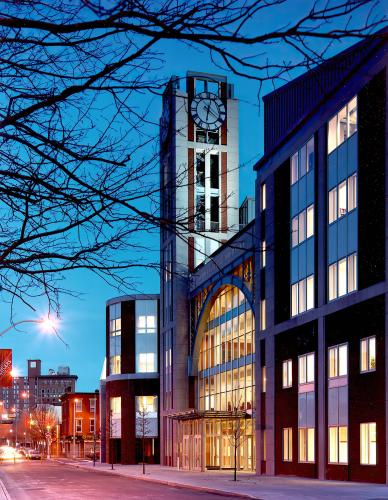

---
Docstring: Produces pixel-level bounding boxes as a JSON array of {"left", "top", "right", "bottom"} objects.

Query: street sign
[{"left": 0, "top": 349, "right": 12, "bottom": 387}]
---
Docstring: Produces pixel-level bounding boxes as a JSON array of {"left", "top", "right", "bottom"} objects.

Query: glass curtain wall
[{"left": 198, "top": 285, "right": 255, "bottom": 470}]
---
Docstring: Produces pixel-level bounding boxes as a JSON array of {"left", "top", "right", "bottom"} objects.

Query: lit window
[
  {"left": 306, "top": 275, "right": 314, "bottom": 311},
  {"left": 75, "top": 399, "right": 82, "bottom": 412},
  {"left": 360, "top": 336, "right": 376, "bottom": 373},
  {"left": 292, "top": 216, "right": 299, "bottom": 247},
  {"left": 290, "top": 137, "right": 314, "bottom": 185},
  {"left": 298, "top": 210, "right": 306, "bottom": 244},
  {"left": 328, "top": 254, "right": 357, "bottom": 301},
  {"left": 299, "top": 428, "right": 315, "bottom": 463},
  {"left": 328, "top": 96, "right": 358, "bottom": 154},
  {"left": 328, "top": 262, "right": 337, "bottom": 300},
  {"left": 338, "top": 258, "right": 347, "bottom": 296},
  {"left": 348, "top": 253, "right": 357, "bottom": 293},
  {"left": 283, "top": 428, "right": 293, "bottom": 462},
  {"left": 262, "top": 366, "right": 267, "bottom": 393},
  {"left": 75, "top": 419, "right": 82, "bottom": 433},
  {"left": 291, "top": 275, "right": 314, "bottom": 317},
  {"left": 298, "top": 279, "right": 306, "bottom": 313},
  {"left": 328, "top": 187, "right": 337, "bottom": 224},
  {"left": 109, "top": 303, "right": 121, "bottom": 337},
  {"left": 329, "top": 426, "right": 348, "bottom": 464},
  {"left": 328, "top": 116, "right": 337, "bottom": 154},
  {"left": 348, "top": 174, "right": 357, "bottom": 212},
  {"left": 110, "top": 355, "right": 121, "bottom": 375},
  {"left": 348, "top": 97, "right": 357, "bottom": 136},
  {"left": 338, "top": 181, "right": 347, "bottom": 218},
  {"left": 137, "top": 353, "right": 156, "bottom": 373},
  {"left": 261, "top": 183, "right": 266, "bottom": 211},
  {"left": 282, "top": 359, "right": 292, "bottom": 389},
  {"left": 291, "top": 283, "right": 298, "bottom": 317},
  {"left": 360, "top": 422, "right": 376, "bottom": 465},
  {"left": 306, "top": 205, "right": 314, "bottom": 239},
  {"left": 328, "top": 174, "right": 357, "bottom": 224},
  {"left": 261, "top": 240, "right": 266, "bottom": 268},
  {"left": 136, "top": 395, "right": 157, "bottom": 414},
  {"left": 299, "top": 353, "right": 315, "bottom": 385},
  {"left": 110, "top": 397, "right": 121, "bottom": 438},
  {"left": 328, "top": 344, "right": 348, "bottom": 378},
  {"left": 260, "top": 299, "right": 266, "bottom": 331}
]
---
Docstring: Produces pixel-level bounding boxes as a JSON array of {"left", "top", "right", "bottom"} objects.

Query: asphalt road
[{"left": 0, "top": 460, "right": 240, "bottom": 499}]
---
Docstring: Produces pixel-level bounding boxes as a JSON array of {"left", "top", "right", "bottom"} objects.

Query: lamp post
[
  {"left": 93, "top": 395, "right": 97, "bottom": 467},
  {"left": 46, "top": 425, "right": 51, "bottom": 459},
  {"left": 73, "top": 398, "right": 78, "bottom": 459},
  {"left": 0, "top": 316, "right": 58, "bottom": 338}
]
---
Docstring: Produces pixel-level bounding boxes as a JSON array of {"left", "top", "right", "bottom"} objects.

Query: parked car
[
  {"left": 26, "top": 449, "right": 42, "bottom": 460},
  {"left": 85, "top": 450, "right": 100, "bottom": 460}
]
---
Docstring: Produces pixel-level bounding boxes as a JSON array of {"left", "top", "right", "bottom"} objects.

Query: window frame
[
  {"left": 327, "top": 96, "right": 358, "bottom": 154},
  {"left": 282, "top": 427, "right": 293, "bottom": 462},
  {"left": 328, "top": 425, "right": 348, "bottom": 464},
  {"left": 360, "top": 336, "right": 376, "bottom": 373},
  {"left": 360, "top": 422, "right": 377, "bottom": 465},
  {"left": 282, "top": 359, "right": 293, "bottom": 389},
  {"left": 328, "top": 343, "right": 348, "bottom": 379},
  {"left": 298, "top": 352, "right": 315, "bottom": 385}
]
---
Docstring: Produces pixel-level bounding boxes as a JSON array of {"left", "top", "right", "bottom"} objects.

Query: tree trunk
[{"left": 234, "top": 442, "right": 237, "bottom": 482}]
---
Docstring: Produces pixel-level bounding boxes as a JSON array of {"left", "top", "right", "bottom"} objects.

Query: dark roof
[{"left": 256, "top": 31, "right": 387, "bottom": 170}]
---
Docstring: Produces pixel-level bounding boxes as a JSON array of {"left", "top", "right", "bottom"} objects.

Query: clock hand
[
  {"left": 205, "top": 103, "right": 210, "bottom": 121},
  {"left": 206, "top": 105, "right": 219, "bottom": 120}
]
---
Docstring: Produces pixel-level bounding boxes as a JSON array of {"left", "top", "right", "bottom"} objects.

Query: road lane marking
[{"left": 0, "top": 479, "right": 11, "bottom": 500}]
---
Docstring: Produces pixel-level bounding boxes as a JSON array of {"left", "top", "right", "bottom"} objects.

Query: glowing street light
[{"left": 0, "top": 316, "right": 58, "bottom": 338}]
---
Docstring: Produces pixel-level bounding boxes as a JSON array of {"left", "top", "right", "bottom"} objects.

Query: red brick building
[{"left": 60, "top": 391, "right": 100, "bottom": 458}]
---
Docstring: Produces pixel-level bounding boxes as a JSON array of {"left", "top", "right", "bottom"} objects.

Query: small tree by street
[
  {"left": 23, "top": 406, "right": 58, "bottom": 454},
  {"left": 223, "top": 394, "right": 250, "bottom": 482},
  {"left": 136, "top": 396, "right": 157, "bottom": 475},
  {"left": 136, "top": 405, "right": 151, "bottom": 475}
]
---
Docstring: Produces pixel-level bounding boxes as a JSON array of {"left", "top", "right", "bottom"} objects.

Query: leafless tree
[
  {"left": 23, "top": 405, "right": 58, "bottom": 453},
  {"left": 136, "top": 404, "right": 152, "bottom": 474},
  {"left": 0, "top": 0, "right": 384, "bottom": 317},
  {"left": 223, "top": 394, "right": 251, "bottom": 481}
]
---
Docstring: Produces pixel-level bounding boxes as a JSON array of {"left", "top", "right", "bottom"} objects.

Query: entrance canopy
[{"left": 167, "top": 409, "right": 250, "bottom": 421}]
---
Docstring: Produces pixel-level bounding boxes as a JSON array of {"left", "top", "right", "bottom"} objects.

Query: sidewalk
[{"left": 53, "top": 459, "right": 388, "bottom": 500}]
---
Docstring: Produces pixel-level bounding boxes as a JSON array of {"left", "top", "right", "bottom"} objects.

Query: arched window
[{"left": 198, "top": 285, "right": 255, "bottom": 412}]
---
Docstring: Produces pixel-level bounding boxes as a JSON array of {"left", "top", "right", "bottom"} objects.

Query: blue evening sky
[{"left": 0, "top": 2, "right": 383, "bottom": 390}]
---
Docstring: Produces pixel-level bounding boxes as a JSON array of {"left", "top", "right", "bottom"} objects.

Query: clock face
[{"left": 190, "top": 92, "right": 226, "bottom": 131}]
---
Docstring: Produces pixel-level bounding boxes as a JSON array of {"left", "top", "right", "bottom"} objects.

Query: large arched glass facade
[{"left": 197, "top": 284, "right": 256, "bottom": 470}]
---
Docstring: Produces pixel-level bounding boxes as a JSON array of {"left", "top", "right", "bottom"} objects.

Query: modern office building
[
  {"left": 100, "top": 295, "right": 160, "bottom": 465},
  {"left": 159, "top": 33, "right": 387, "bottom": 483}
]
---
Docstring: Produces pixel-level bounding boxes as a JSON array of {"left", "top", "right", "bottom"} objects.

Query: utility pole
[{"left": 93, "top": 402, "right": 96, "bottom": 466}]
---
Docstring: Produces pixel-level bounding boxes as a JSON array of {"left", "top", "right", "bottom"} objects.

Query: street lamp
[
  {"left": 0, "top": 316, "right": 58, "bottom": 338},
  {"left": 73, "top": 398, "right": 79, "bottom": 459},
  {"left": 46, "top": 425, "right": 51, "bottom": 459}
]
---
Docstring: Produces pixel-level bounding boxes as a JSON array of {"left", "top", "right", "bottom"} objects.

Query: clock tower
[{"left": 159, "top": 72, "right": 239, "bottom": 466}]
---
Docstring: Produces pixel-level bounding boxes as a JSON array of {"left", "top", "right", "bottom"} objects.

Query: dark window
[
  {"left": 210, "top": 155, "right": 219, "bottom": 189},
  {"left": 196, "top": 153, "right": 205, "bottom": 187}
]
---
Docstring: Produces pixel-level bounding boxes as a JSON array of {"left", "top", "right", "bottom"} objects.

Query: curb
[{"left": 52, "top": 460, "right": 260, "bottom": 499}]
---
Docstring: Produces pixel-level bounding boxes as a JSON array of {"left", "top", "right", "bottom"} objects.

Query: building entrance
[{"left": 170, "top": 410, "right": 255, "bottom": 472}]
